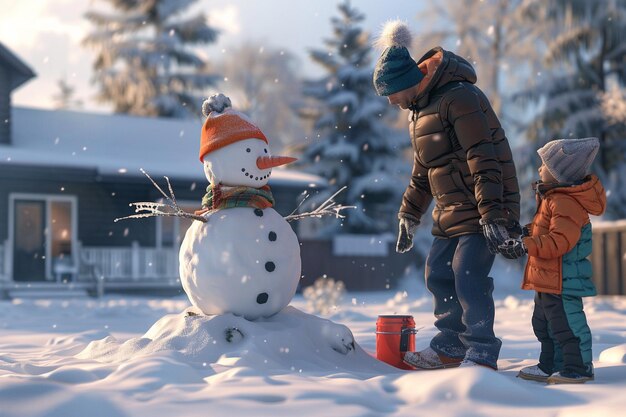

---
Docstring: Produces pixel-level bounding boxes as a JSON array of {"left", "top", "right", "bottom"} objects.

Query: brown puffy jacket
[
  {"left": 522, "top": 175, "right": 606, "bottom": 294},
  {"left": 399, "top": 47, "right": 520, "bottom": 238}
]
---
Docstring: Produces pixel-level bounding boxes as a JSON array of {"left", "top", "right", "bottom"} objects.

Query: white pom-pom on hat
[
  {"left": 374, "top": 20, "right": 413, "bottom": 50},
  {"left": 202, "top": 93, "right": 232, "bottom": 117}
]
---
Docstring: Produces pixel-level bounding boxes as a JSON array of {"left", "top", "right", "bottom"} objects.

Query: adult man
[{"left": 373, "top": 21, "right": 520, "bottom": 370}]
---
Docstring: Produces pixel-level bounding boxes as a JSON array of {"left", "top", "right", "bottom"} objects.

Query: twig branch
[
  {"left": 284, "top": 186, "right": 355, "bottom": 222},
  {"left": 115, "top": 171, "right": 353, "bottom": 224},
  {"left": 114, "top": 170, "right": 207, "bottom": 223},
  {"left": 288, "top": 190, "right": 311, "bottom": 217}
]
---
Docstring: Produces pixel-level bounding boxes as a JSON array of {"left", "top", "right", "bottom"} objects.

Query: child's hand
[{"left": 498, "top": 238, "right": 527, "bottom": 259}]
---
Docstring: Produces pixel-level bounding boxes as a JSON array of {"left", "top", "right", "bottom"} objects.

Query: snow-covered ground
[{"left": 1, "top": 273, "right": 625, "bottom": 417}]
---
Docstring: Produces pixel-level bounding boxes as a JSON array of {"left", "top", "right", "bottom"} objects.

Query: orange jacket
[{"left": 521, "top": 175, "right": 606, "bottom": 294}]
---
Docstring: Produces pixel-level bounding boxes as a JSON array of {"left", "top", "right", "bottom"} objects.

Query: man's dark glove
[
  {"left": 521, "top": 224, "right": 531, "bottom": 238},
  {"left": 507, "top": 220, "right": 523, "bottom": 239},
  {"left": 396, "top": 216, "right": 420, "bottom": 253},
  {"left": 498, "top": 238, "right": 527, "bottom": 259},
  {"left": 479, "top": 218, "right": 510, "bottom": 254}
]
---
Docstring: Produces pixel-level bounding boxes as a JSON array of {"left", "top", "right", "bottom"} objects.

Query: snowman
[
  {"left": 113, "top": 94, "right": 356, "bottom": 355},
  {"left": 178, "top": 94, "right": 338, "bottom": 323}
]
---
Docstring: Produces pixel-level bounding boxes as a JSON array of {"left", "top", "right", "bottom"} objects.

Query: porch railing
[{"left": 79, "top": 242, "right": 179, "bottom": 284}]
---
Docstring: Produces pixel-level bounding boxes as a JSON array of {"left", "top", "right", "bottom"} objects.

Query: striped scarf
[{"left": 201, "top": 184, "right": 275, "bottom": 211}]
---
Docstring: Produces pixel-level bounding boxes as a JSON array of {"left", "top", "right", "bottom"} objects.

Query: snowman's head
[
  {"left": 199, "top": 94, "right": 296, "bottom": 188},
  {"left": 203, "top": 138, "right": 296, "bottom": 187}
]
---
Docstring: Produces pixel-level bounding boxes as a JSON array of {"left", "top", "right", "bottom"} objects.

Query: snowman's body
[{"left": 179, "top": 205, "right": 301, "bottom": 320}]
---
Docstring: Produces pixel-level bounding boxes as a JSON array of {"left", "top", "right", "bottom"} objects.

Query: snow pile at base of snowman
[
  {"left": 105, "top": 94, "right": 359, "bottom": 361},
  {"left": 78, "top": 305, "right": 388, "bottom": 372}
]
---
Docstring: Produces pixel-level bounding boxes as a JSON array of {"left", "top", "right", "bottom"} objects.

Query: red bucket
[{"left": 376, "top": 315, "right": 416, "bottom": 370}]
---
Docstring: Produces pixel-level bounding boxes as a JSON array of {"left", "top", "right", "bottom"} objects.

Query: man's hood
[
  {"left": 413, "top": 47, "right": 477, "bottom": 108},
  {"left": 547, "top": 175, "right": 607, "bottom": 216}
]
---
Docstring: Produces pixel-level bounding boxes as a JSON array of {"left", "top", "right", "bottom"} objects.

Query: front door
[
  {"left": 10, "top": 195, "right": 77, "bottom": 282},
  {"left": 13, "top": 200, "right": 46, "bottom": 281}
]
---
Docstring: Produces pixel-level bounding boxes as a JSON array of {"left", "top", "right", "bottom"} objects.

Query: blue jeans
[{"left": 425, "top": 233, "right": 501, "bottom": 368}]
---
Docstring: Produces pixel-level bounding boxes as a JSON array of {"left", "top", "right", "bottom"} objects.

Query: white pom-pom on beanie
[
  {"left": 202, "top": 93, "right": 232, "bottom": 116},
  {"left": 374, "top": 20, "right": 413, "bottom": 50}
]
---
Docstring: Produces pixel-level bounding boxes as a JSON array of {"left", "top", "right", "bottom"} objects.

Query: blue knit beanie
[{"left": 373, "top": 21, "right": 423, "bottom": 96}]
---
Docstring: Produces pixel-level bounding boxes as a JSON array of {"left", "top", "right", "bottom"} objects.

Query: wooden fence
[{"left": 592, "top": 221, "right": 626, "bottom": 295}]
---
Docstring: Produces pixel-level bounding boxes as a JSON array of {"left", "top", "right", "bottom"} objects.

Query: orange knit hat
[{"left": 199, "top": 94, "right": 268, "bottom": 162}]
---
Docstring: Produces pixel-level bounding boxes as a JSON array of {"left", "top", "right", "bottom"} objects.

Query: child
[{"left": 498, "top": 137, "right": 606, "bottom": 384}]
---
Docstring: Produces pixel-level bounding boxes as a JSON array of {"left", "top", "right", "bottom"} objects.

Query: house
[{"left": 0, "top": 42, "right": 329, "bottom": 297}]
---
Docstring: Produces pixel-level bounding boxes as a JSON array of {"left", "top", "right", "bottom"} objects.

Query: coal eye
[
  {"left": 264, "top": 148, "right": 268, "bottom": 153},
  {"left": 246, "top": 148, "right": 251, "bottom": 153}
]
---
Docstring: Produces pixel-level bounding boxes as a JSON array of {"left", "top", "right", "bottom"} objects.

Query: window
[{"left": 157, "top": 201, "right": 198, "bottom": 248}]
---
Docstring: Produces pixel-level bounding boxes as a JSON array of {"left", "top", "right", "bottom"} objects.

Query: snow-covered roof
[{"left": 0, "top": 107, "right": 326, "bottom": 188}]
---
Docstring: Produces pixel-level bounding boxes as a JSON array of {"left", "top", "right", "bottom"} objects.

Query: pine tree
[
  {"left": 299, "top": 0, "right": 407, "bottom": 235},
  {"left": 83, "top": 0, "right": 219, "bottom": 118},
  {"left": 517, "top": 0, "right": 626, "bottom": 218}
]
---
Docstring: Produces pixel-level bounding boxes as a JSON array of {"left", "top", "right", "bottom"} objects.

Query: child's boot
[
  {"left": 517, "top": 364, "right": 552, "bottom": 382},
  {"left": 547, "top": 363, "right": 594, "bottom": 384}
]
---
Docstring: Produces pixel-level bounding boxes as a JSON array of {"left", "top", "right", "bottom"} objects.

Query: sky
[{"left": 1, "top": 0, "right": 425, "bottom": 113}]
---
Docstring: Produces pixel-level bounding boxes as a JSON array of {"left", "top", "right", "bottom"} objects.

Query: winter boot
[
  {"left": 403, "top": 347, "right": 463, "bottom": 370},
  {"left": 547, "top": 371, "right": 594, "bottom": 384},
  {"left": 517, "top": 365, "right": 551, "bottom": 382}
]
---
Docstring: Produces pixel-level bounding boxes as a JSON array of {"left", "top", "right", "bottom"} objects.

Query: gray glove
[
  {"left": 498, "top": 238, "right": 527, "bottom": 259},
  {"left": 396, "top": 216, "right": 420, "bottom": 253},
  {"left": 479, "top": 218, "right": 510, "bottom": 255}
]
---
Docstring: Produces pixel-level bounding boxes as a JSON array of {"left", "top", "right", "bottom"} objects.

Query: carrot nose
[{"left": 257, "top": 156, "right": 297, "bottom": 170}]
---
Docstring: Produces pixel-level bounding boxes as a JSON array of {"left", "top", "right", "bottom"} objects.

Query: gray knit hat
[{"left": 537, "top": 137, "right": 600, "bottom": 182}]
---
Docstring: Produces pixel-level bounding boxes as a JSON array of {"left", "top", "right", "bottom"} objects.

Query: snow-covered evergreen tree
[
  {"left": 517, "top": 0, "right": 626, "bottom": 218},
  {"left": 84, "top": 0, "right": 219, "bottom": 118},
  {"left": 299, "top": 0, "right": 407, "bottom": 235}
]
